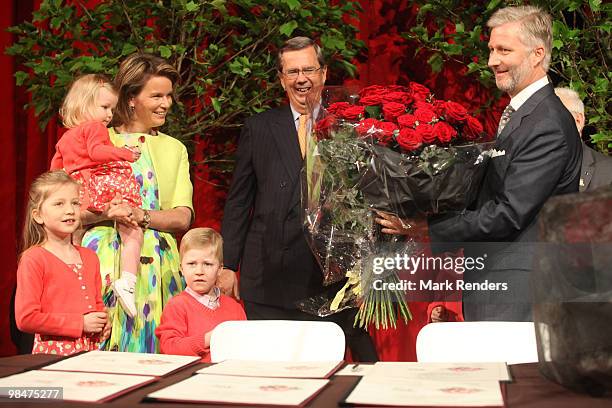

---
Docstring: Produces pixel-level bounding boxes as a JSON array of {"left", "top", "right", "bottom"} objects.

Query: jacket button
[{"left": 280, "top": 181, "right": 287, "bottom": 188}]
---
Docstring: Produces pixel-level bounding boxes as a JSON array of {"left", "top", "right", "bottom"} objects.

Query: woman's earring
[{"left": 129, "top": 105, "right": 135, "bottom": 112}]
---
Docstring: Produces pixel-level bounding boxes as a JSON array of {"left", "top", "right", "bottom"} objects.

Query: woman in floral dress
[{"left": 81, "top": 53, "right": 193, "bottom": 352}]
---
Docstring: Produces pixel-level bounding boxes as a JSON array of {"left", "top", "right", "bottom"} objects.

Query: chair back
[
  {"left": 210, "top": 320, "right": 346, "bottom": 362},
  {"left": 416, "top": 321, "right": 538, "bottom": 364}
]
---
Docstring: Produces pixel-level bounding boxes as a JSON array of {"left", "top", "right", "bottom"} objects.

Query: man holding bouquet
[
  {"left": 220, "top": 36, "right": 378, "bottom": 361},
  {"left": 379, "top": 6, "right": 582, "bottom": 321}
]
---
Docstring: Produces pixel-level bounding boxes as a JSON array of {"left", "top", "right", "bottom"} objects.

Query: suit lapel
[
  {"left": 498, "top": 83, "right": 554, "bottom": 143},
  {"left": 580, "top": 144, "right": 595, "bottom": 191},
  {"left": 271, "top": 105, "right": 303, "bottom": 185}
]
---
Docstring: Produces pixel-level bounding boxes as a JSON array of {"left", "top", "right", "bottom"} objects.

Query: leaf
[
  {"left": 121, "top": 43, "right": 138, "bottom": 56},
  {"left": 455, "top": 23, "right": 464, "bottom": 33},
  {"left": 589, "top": 0, "right": 602, "bottom": 11},
  {"left": 211, "top": 97, "right": 221, "bottom": 114},
  {"left": 14, "top": 71, "right": 29, "bottom": 86},
  {"left": 427, "top": 53, "right": 443, "bottom": 73},
  {"left": 185, "top": 1, "right": 199, "bottom": 12},
  {"left": 486, "top": 0, "right": 502, "bottom": 12},
  {"left": 159, "top": 45, "right": 172, "bottom": 58},
  {"left": 552, "top": 39, "right": 564, "bottom": 50},
  {"left": 279, "top": 21, "right": 298, "bottom": 37},
  {"left": 283, "top": 0, "right": 300, "bottom": 10}
]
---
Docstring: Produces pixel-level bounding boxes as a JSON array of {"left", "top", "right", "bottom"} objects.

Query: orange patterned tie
[{"left": 298, "top": 114, "right": 309, "bottom": 158}]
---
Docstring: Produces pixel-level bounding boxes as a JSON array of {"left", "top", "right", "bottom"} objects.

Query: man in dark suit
[
  {"left": 554, "top": 87, "right": 612, "bottom": 192},
  {"left": 219, "top": 37, "right": 377, "bottom": 361},
  {"left": 378, "top": 6, "right": 582, "bottom": 321}
]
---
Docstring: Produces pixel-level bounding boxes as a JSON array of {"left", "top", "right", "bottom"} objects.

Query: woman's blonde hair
[
  {"left": 22, "top": 170, "right": 80, "bottom": 253},
  {"left": 179, "top": 227, "right": 223, "bottom": 265},
  {"left": 112, "top": 53, "right": 180, "bottom": 128},
  {"left": 59, "top": 74, "right": 116, "bottom": 128}
]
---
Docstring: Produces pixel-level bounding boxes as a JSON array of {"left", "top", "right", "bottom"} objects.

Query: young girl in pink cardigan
[{"left": 16, "top": 170, "right": 110, "bottom": 355}]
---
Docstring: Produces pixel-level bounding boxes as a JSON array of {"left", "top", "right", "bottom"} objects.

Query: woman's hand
[
  {"left": 105, "top": 193, "right": 138, "bottom": 227},
  {"left": 83, "top": 311, "right": 107, "bottom": 334}
]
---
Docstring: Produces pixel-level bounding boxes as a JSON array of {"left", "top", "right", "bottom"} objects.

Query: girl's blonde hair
[
  {"left": 22, "top": 170, "right": 80, "bottom": 253},
  {"left": 60, "top": 74, "right": 116, "bottom": 128}
]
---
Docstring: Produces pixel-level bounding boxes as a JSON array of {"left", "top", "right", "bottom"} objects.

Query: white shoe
[{"left": 112, "top": 278, "right": 137, "bottom": 318}]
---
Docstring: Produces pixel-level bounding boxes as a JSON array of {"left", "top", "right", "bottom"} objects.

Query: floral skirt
[
  {"left": 32, "top": 333, "right": 100, "bottom": 356},
  {"left": 72, "top": 162, "right": 141, "bottom": 212}
]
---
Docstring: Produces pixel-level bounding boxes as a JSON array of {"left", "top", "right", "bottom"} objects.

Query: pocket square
[{"left": 491, "top": 149, "right": 506, "bottom": 158}]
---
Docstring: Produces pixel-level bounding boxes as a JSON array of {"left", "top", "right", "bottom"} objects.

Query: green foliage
[
  {"left": 6, "top": 0, "right": 364, "bottom": 164},
  {"left": 403, "top": 0, "right": 611, "bottom": 153}
]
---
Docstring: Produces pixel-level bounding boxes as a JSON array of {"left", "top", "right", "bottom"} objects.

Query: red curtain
[{"left": 1, "top": 0, "right": 500, "bottom": 358}]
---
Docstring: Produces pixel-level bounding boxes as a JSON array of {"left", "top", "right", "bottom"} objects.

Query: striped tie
[
  {"left": 298, "top": 114, "right": 309, "bottom": 158},
  {"left": 497, "top": 104, "right": 515, "bottom": 137}
]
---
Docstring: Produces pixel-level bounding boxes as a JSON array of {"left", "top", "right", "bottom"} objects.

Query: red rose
[
  {"left": 355, "top": 118, "right": 381, "bottom": 137},
  {"left": 397, "top": 113, "right": 418, "bottom": 128},
  {"left": 414, "top": 100, "right": 435, "bottom": 111},
  {"left": 314, "top": 115, "right": 336, "bottom": 140},
  {"left": 375, "top": 121, "right": 398, "bottom": 145},
  {"left": 433, "top": 121, "right": 457, "bottom": 143},
  {"left": 382, "top": 91, "right": 413, "bottom": 105},
  {"left": 341, "top": 105, "right": 365, "bottom": 120},
  {"left": 359, "top": 85, "right": 386, "bottom": 97},
  {"left": 382, "top": 102, "right": 406, "bottom": 122},
  {"left": 415, "top": 123, "right": 436, "bottom": 144},
  {"left": 433, "top": 99, "right": 446, "bottom": 115},
  {"left": 386, "top": 85, "right": 410, "bottom": 93},
  {"left": 409, "top": 82, "right": 431, "bottom": 101},
  {"left": 443, "top": 101, "right": 469, "bottom": 123},
  {"left": 414, "top": 107, "right": 437, "bottom": 124},
  {"left": 359, "top": 94, "right": 384, "bottom": 106},
  {"left": 327, "top": 102, "right": 350, "bottom": 116},
  {"left": 397, "top": 128, "right": 423, "bottom": 152},
  {"left": 463, "top": 115, "right": 484, "bottom": 140}
]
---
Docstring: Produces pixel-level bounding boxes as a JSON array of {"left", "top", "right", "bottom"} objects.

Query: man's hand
[
  {"left": 217, "top": 268, "right": 240, "bottom": 300},
  {"left": 375, "top": 210, "right": 428, "bottom": 239}
]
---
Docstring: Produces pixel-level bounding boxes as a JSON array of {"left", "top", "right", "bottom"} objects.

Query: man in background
[{"left": 555, "top": 87, "right": 612, "bottom": 191}]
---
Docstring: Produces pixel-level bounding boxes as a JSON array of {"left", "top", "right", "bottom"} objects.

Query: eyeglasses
[{"left": 281, "top": 67, "right": 323, "bottom": 79}]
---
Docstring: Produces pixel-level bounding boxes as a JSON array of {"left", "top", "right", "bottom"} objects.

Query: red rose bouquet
[{"left": 299, "top": 85, "right": 493, "bottom": 329}]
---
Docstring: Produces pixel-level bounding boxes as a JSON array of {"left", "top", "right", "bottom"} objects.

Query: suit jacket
[
  {"left": 222, "top": 105, "right": 324, "bottom": 308},
  {"left": 581, "top": 143, "right": 612, "bottom": 192},
  {"left": 429, "top": 84, "right": 582, "bottom": 321}
]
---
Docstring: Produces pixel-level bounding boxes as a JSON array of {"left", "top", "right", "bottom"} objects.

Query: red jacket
[{"left": 50, "top": 121, "right": 133, "bottom": 173}]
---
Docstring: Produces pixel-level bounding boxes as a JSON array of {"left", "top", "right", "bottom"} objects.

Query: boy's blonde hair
[
  {"left": 22, "top": 170, "right": 80, "bottom": 253},
  {"left": 180, "top": 228, "right": 223, "bottom": 265},
  {"left": 60, "top": 74, "right": 116, "bottom": 128}
]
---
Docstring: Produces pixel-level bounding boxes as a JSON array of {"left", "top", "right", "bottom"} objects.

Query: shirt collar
[
  {"left": 185, "top": 286, "right": 220, "bottom": 310},
  {"left": 509, "top": 76, "right": 549, "bottom": 111}
]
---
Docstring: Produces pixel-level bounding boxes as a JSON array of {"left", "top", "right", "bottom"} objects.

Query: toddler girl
[
  {"left": 15, "top": 170, "right": 110, "bottom": 355},
  {"left": 50, "top": 74, "right": 142, "bottom": 317}
]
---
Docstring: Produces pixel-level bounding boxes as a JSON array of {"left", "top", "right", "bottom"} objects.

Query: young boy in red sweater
[{"left": 155, "top": 228, "right": 245, "bottom": 360}]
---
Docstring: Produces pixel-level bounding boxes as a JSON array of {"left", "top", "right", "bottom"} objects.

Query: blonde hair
[
  {"left": 22, "top": 170, "right": 80, "bottom": 253},
  {"left": 179, "top": 227, "right": 223, "bottom": 265},
  {"left": 60, "top": 74, "right": 116, "bottom": 128},
  {"left": 487, "top": 6, "right": 553, "bottom": 71},
  {"left": 112, "top": 53, "right": 180, "bottom": 128}
]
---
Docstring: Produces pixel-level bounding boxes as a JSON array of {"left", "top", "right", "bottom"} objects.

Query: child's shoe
[{"left": 112, "top": 277, "right": 137, "bottom": 318}]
